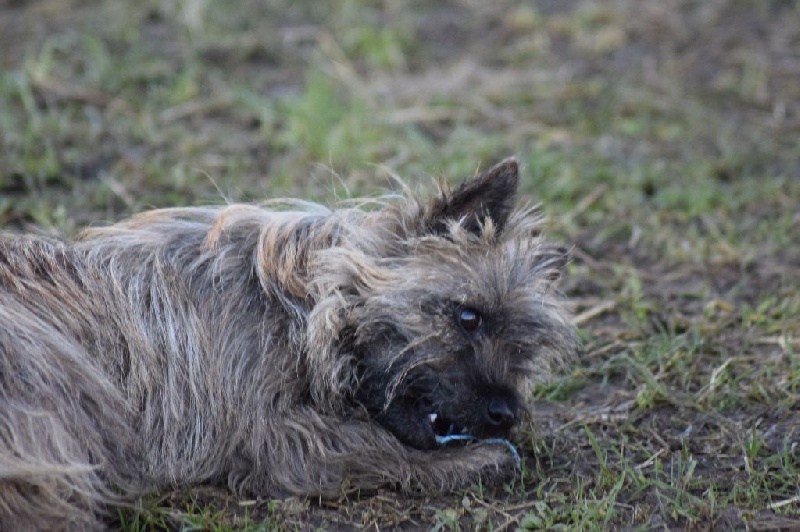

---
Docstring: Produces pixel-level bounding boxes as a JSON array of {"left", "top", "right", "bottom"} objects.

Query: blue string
[{"left": 435, "top": 433, "right": 522, "bottom": 468}]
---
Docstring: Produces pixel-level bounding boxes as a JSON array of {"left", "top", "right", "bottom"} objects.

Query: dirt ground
[{"left": 1, "top": 0, "right": 799, "bottom": 529}]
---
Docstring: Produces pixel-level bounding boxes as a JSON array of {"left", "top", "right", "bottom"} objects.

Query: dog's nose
[{"left": 486, "top": 396, "right": 517, "bottom": 430}]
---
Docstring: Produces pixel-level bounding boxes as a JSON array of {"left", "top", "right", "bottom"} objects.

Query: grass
[{"left": 1, "top": 0, "right": 798, "bottom": 529}]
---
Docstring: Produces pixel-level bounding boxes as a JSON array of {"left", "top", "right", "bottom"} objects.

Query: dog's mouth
[
  {"left": 427, "top": 412, "right": 456, "bottom": 437},
  {"left": 418, "top": 403, "right": 483, "bottom": 448},
  {"left": 425, "top": 411, "right": 465, "bottom": 439},
  {"left": 358, "top": 372, "right": 518, "bottom": 451},
  {"left": 417, "top": 390, "right": 519, "bottom": 448}
]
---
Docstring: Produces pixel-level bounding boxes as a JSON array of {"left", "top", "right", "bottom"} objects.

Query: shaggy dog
[{"left": 0, "top": 158, "right": 577, "bottom": 530}]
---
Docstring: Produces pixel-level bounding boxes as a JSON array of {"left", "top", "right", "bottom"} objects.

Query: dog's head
[{"left": 309, "top": 158, "right": 578, "bottom": 450}]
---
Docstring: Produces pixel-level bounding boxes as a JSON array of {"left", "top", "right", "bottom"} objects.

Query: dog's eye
[{"left": 458, "top": 307, "right": 482, "bottom": 333}]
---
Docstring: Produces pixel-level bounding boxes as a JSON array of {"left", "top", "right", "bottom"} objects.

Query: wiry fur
[{"left": 0, "top": 158, "right": 577, "bottom": 530}]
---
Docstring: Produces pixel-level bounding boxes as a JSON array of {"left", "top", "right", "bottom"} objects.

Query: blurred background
[
  {"left": 1, "top": 1, "right": 798, "bottom": 529},
  {"left": 1, "top": 0, "right": 797, "bottom": 228}
]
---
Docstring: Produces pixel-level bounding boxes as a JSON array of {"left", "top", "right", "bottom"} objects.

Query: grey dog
[{"left": 0, "top": 158, "right": 577, "bottom": 530}]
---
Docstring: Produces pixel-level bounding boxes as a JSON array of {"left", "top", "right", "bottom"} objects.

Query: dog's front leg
[{"left": 225, "top": 408, "right": 514, "bottom": 498}]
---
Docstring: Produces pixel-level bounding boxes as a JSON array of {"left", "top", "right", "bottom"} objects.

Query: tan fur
[{"left": 0, "top": 158, "right": 577, "bottom": 530}]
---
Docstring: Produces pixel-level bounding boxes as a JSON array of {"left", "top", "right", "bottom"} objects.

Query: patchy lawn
[{"left": 1, "top": 0, "right": 798, "bottom": 529}]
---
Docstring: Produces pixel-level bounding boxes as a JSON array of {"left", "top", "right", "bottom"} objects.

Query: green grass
[{"left": 1, "top": 0, "right": 798, "bottom": 529}]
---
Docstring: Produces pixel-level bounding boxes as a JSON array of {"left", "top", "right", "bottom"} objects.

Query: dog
[{"left": 0, "top": 157, "right": 577, "bottom": 530}]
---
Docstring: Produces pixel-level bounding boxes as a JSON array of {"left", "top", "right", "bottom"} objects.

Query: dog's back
[
  {"left": 0, "top": 206, "right": 345, "bottom": 529},
  {"left": 0, "top": 237, "right": 134, "bottom": 530}
]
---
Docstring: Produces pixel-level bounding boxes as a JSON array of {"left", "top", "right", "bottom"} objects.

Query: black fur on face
[{"left": 355, "top": 353, "right": 522, "bottom": 450}]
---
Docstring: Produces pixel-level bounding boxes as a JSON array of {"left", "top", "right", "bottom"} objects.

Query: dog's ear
[{"left": 428, "top": 157, "right": 519, "bottom": 236}]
